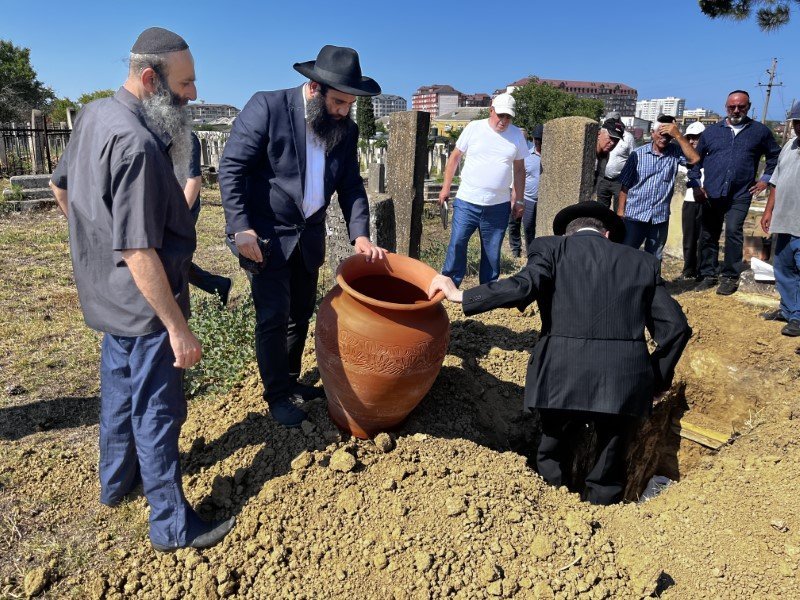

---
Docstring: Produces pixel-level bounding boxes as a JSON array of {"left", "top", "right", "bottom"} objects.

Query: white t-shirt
[{"left": 455, "top": 120, "right": 529, "bottom": 206}]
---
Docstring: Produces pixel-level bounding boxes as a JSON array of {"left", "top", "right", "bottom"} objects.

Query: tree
[
  {"left": 0, "top": 40, "right": 55, "bottom": 122},
  {"left": 510, "top": 77, "right": 605, "bottom": 134},
  {"left": 699, "top": 0, "right": 794, "bottom": 31},
  {"left": 77, "top": 89, "right": 115, "bottom": 105},
  {"left": 48, "top": 97, "right": 78, "bottom": 124},
  {"left": 356, "top": 96, "right": 376, "bottom": 140}
]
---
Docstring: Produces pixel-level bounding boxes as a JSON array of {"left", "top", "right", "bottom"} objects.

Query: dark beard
[
  {"left": 141, "top": 74, "right": 193, "bottom": 183},
  {"left": 306, "top": 92, "right": 351, "bottom": 153}
]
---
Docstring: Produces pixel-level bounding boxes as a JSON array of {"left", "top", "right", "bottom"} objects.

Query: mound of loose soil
[{"left": 2, "top": 266, "right": 799, "bottom": 599}]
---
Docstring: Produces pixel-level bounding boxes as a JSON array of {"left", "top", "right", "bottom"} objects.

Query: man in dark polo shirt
[{"left": 49, "top": 27, "right": 234, "bottom": 551}]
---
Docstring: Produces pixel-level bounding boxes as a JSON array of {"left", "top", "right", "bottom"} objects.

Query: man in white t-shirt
[{"left": 437, "top": 93, "right": 528, "bottom": 286}]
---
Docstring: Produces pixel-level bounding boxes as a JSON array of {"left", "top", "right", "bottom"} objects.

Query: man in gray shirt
[
  {"left": 49, "top": 27, "right": 234, "bottom": 551},
  {"left": 596, "top": 112, "right": 636, "bottom": 211},
  {"left": 760, "top": 102, "right": 800, "bottom": 338}
]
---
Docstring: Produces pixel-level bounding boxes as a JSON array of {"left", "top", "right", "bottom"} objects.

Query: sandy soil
[{"left": 1, "top": 208, "right": 798, "bottom": 598}]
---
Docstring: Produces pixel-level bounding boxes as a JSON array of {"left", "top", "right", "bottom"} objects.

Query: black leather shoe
[
  {"left": 151, "top": 516, "right": 236, "bottom": 552},
  {"left": 290, "top": 382, "right": 325, "bottom": 402},
  {"left": 781, "top": 320, "right": 800, "bottom": 337},
  {"left": 694, "top": 277, "right": 719, "bottom": 292},
  {"left": 716, "top": 278, "right": 739, "bottom": 296},
  {"left": 218, "top": 277, "right": 232, "bottom": 307},
  {"left": 761, "top": 309, "right": 788, "bottom": 322}
]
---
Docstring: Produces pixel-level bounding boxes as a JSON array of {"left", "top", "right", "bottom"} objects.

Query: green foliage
[
  {"left": 356, "top": 96, "right": 376, "bottom": 140},
  {"left": 77, "top": 89, "right": 115, "bottom": 106},
  {"left": 48, "top": 97, "right": 78, "bottom": 123},
  {"left": 698, "top": 0, "right": 793, "bottom": 31},
  {"left": 0, "top": 40, "right": 55, "bottom": 122},
  {"left": 510, "top": 77, "right": 605, "bottom": 134},
  {"left": 185, "top": 294, "right": 256, "bottom": 397}
]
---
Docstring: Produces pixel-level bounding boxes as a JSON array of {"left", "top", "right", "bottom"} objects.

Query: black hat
[
  {"left": 294, "top": 45, "right": 381, "bottom": 96},
  {"left": 532, "top": 124, "right": 544, "bottom": 140},
  {"left": 601, "top": 118, "right": 625, "bottom": 140},
  {"left": 131, "top": 27, "right": 188, "bottom": 54},
  {"left": 552, "top": 201, "right": 626, "bottom": 243}
]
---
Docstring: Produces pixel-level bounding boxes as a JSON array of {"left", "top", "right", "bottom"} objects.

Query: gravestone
[
  {"left": 537, "top": 116, "right": 599, "bottom": 236},
  {"left": 387, "top": 110, "right": 430, "bottom": 258},
  {"left": 368, "top": 163, "right": 385, "bottom": 194},
  {"left": 29, "top": 110, "right": 46, "bottom": 174}
]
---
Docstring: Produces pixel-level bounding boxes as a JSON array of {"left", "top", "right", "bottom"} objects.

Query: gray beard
[
  {"left": 306, "top": 92, "right": 351, "bottom": 153},
  {"left": 142, "top": 83, "right": 193, "bottom": 184}
]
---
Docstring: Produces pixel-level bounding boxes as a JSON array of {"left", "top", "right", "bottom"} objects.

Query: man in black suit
[
  {"left": 429, "top": 202, "right": 691, "bottom": 504},
  {"left": 219, "top": 46, "right": 385, "bottom": 427}
]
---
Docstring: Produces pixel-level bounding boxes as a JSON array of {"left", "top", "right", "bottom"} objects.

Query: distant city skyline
[{"left": 4, "top": 0, "right": 798, "bottom": 121}]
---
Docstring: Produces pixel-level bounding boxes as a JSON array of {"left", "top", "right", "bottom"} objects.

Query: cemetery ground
[{"left": 0, "top": 189, "right": 799, "bottom": 599}]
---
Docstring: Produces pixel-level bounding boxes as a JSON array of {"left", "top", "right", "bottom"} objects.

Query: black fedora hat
[
  {"left": 294, "top": 45, "right": 381, "bottom": 97},
  {"left": 552, "top": 201, "right": 626, "bottom": 243}
]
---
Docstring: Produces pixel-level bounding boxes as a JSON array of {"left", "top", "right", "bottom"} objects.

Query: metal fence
[{"left": 0, "top": 123, "right": 71, "bottom": 178}]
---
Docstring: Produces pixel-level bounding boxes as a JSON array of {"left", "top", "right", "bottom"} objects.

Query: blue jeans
[
  {"left": 622, "top": 218, "right": 669, "bottom": 263},
  {"left": 442, "top": 198, "right": 511, "bottom": 287},
  {"left": 100, "top": 329, "right": 201, "bottom": 548},
  {"left": 774, "top": 234, "right": 800, "bottom": 322}
]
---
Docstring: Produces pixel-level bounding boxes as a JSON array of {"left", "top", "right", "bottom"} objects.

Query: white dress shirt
[{"left": 301, "top": 84, "right": 326, "bottom": 218}]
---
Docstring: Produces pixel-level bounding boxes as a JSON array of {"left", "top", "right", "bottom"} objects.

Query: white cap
[
  {"left": 685, "top": 121, "right": 706, "bottom": 136},
  {"left": 492, "top": 93, "right": 516, "bottom": 117}
]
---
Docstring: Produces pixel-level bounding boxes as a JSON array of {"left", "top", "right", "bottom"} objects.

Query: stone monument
[
  {"left": 387, "top": 110, "right": 430, "bottom": 258},
  {"left": 537, "top": 116, "right": 599, "bottom": 236}
]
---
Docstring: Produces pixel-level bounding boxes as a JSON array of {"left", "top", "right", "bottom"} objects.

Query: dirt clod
[
  {"left": 329, "top": 448, "right": 357, "bottom": 472},
  {"left": 23, "top": 567, "right": 48, "bottom": 598}
]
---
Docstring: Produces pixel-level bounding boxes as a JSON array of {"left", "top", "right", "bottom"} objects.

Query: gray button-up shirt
[
  {"left": 769, "top": 137, "right": 800, "bottom": 237},
  {"left": 51, "top": 87, "right": 195, "bottom": 336}
]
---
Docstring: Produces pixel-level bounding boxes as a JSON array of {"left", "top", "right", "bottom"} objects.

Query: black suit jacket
[
  {"left": 218, "top": 85, "right": 370, "bottom": 271},
  {"left": 462, "top": 231, "right": 691, "bottom": 417}
]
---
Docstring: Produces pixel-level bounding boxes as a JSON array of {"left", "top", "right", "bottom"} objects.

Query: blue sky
[{"left": 5, "top": 0, "right": 800, "bottom": 120}]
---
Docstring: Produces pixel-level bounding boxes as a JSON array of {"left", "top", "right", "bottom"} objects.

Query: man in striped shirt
[{"left": 617, "top": 115, "right": 700, "bottom": 265}]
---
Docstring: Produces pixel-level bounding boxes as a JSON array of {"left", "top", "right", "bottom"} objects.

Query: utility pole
[{"left": 758, "top": 58, "right": 782, "bottom": 123}]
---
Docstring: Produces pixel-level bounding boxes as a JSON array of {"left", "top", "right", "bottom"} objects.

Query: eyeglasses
[{"left": 726, "top": 104, "right": 748, "bottom": 111}]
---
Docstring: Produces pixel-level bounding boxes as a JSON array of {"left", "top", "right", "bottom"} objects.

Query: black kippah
[{"left": 130, "top": 27, "right": 188, "bottom": 54}]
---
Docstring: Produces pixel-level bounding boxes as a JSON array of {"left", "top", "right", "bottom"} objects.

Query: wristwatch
[{"left": 514, "top": 201, "right": 524, "bottom": 206}]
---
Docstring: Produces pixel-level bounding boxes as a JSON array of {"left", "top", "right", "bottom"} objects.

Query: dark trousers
[
  {"left": 188, "top": 262, "right": 230, "bottom": 299},
  {"left": 536, "top": 408, "right": 632, "bottom": 505},
  {"left": 508, "top": 199, "right": 537, "bottom": 257},
  {"left": 100, "top": 329, "right": 201, "bottom": 548},
  {"left": 681, "top": 201, "right": 703, "bottom": 277},
  {"left": 250, "top": 247, "right": 319, "bottom": 403},
  {"left": 698, "top": 196, "right": 750, "bottom": 280},
  {"left": 596, "top": 177, "right": 622, "bottom": 211}
]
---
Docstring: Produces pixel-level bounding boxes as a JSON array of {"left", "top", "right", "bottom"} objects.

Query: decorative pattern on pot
[{"left": 315, "top": 253, "right": 450, "bottom": 439}]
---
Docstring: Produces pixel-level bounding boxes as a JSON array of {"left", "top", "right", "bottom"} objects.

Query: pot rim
[{"left": 335, "top": 253, "right": 446, "bottom": 311}]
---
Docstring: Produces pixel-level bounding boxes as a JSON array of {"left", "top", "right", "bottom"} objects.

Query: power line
[{"left": 757, "top": 58, "right": 783, "bottom": 122}]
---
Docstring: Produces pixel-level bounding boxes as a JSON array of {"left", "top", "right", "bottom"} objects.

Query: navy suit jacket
[
  {"left": 219, "top": 85, "right": 370, "bottom": 271},
  {"left": 462, "top": 231, "right": 691, "bottom": 418}
]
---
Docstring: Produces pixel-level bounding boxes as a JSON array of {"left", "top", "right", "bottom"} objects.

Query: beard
[
  {"left": 306, "top": 91, "right": 352, "bottom": 153},
  {"left": 142, "top": 74, "right": 193, "bottom": 184},
  {"left": 728, "top": 115, "right": 744, "bottom": 125}
]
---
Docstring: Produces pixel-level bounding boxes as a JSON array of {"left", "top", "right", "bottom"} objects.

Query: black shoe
[
  {"left": 290, "top": 382, "right": 325, "bottom": 402},
  {"left": 716, "top": 279, "right": 739, "bottom": 296},
  {"left": 694, "top": 277, "right": 719, "bottom": 292},
  {"left": 761, "top": 309, "right": 788, "bottom": 322},
  {"left": 151, "top": 516, "right": 236, "bottom": 552},
  {"left": 268, "top": 397, "right": 308, "bottom": 427},
  {"left": 781, "top": 320, "right": 800, "bottom": 337},
  {"left": 511, "top": 250, "right": 521, "bottom": 259}
]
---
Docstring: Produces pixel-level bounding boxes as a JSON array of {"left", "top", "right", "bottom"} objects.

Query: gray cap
[
  {"left": 605, "top": 111, "right": 622, "bottom": 120},
  {"left": 789, "top": 101, "right": 800, "bottom": 121},
  {"left": 131, "top": 27, "right": 188, "bottom": 54}
]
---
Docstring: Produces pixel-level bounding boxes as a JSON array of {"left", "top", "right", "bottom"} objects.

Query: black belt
[{"left": 603, "top": 175, "right": 619, "bottom": 181}]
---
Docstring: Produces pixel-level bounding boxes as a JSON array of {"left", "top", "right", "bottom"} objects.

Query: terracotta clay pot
[{"left": 315, "top": 253, "right": 450, "bottom": 439}]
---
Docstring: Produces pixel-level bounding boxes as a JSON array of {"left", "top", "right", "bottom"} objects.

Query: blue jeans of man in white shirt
[
  {"left": 442, "top": 198, "right": 511, "bottom": 287},
  {"left": 774, "top": 234, "right": 800, "bottom": 321}
]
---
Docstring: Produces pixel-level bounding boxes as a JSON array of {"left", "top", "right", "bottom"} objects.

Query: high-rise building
[
  {"left": 635, "top": 97, "right": 686, "bottom": 121},
  {"left": 684, "top": 108, "right": 715, "bottom": 118},
  {"left": 461, "top": 93, "right": 491, "bottom": 107},
  {"left": 501, "top": 78, "right": 638, "bottom": 116},
  {"left": 351, "top": 94, "right": 408, "bottom": 120},
  {"left": 411, "top": 85, "right": 462, "bottom": 117},
  {"left": 187, "top": 103, "right": 240, "bottom": 123}
]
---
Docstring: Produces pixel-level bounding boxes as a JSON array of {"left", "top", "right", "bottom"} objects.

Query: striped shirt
[{"left": 618, "top": 143, "right": 689, "bottom": 224}]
